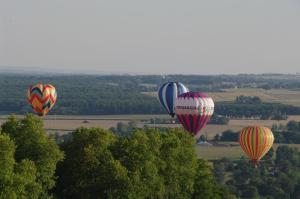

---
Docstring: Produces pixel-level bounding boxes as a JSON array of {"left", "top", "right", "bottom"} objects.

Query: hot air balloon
[
  {"left": 158, "top": 82, "right": 189, "bottom": 117},
  {"left": 239, "top": 126, "right": 274, "bottom": 167},
  {"left": 27, "top": 83, "right": 57, "bottom": 116},
  {"left": 174, "top": 92, "right": 214, "bottom": 136}
]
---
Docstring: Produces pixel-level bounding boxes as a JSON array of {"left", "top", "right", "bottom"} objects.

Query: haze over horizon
[{"left": 1, "top": 0, "right": 300, "bottom": 75}]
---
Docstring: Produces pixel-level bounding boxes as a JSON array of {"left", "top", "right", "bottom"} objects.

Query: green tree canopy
[
  {"left": 0, "top": 134, "right": 42, "bottom": 199},
  {"left": 0, "top": 115, "right": 64, "bottom": 198},
  {"left": 55, "top": 127, "right": 230, "bottom": 199}
]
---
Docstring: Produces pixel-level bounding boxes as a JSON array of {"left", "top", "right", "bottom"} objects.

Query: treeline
[
  {"left": 214, "top": 146, "right": 300, "bottom": 199},
  {"left": 138, "top": 115, "right": 230, "bottom": 126},
  {"left": 0, "top": 75, "right": 300, "bottom": 116},
  {"left": 0, "top": 115, "right": 234, "bottom": 199},
  {"left": 215, "top": 96, "right": 298, "bottom": 119}
]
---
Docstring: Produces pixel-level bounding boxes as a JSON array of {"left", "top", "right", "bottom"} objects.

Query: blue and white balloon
[{"left": 158, "top": 82, "right": 189, "bottom": 117}]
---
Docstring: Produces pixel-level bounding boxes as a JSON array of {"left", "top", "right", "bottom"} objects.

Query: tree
[
  {"left": 199, "top": 135, "right": 206, "bottom": 142},
  {"left": 220, "top": 130, "right": 239, "bottom": 142},
  {"left": 213, "top": 162, "right": 226, "bottom": 184},
  {"left": 1, "top": 115, "right": 64, "bottom": 198},
  {"left": 55, "top": 127, "right": 128, "bottom": 199},
  {"left": 159, "top": 128, "right": 198, "bottom": 199},
  {"left": 213, "top": 134, "right": 221, "bottom": 142},
  {"left": 276, "top": 146, "right": 299, "bottom": 169},
  {"left": 0, "top": 134, "right": 42, "bottom": 198},
  {"left": 240, "top": 185, "right": 259, "bottom": 199},
  {"left": 55, "top": 127, "right": 208, "bottom": 199},
  {"left": 287, "top": 120, "right": 299, "bottom": 131},
  {"left": 112, "top": 130, "right": 164, "bottom": 198},
  {"left": 193, "top": 159, "right": 216, "bottom": 199}
]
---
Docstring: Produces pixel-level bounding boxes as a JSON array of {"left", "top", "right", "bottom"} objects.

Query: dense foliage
[
  {"left": 1, "top": 115, "right": 300, "bottom": 199},
  {"left": 0, "top": 115, "right": 64, "bottom": 198},
  {"left": 271, "top": 121, "right": 300, "bottom": 144},
  {"left": 214, "top": 146, "right": 300, "bottom": 199},
  {"left": 0, "top": 74, "right": 300, "bottom": 117},
  {"left": 215, "top": 95, "right": 298, "bottom": 119},
  {"left": 55, "top": 127, "right": 234, "bottom": 198},
  {"left": 0, "top": 115, "right": 234, "bottom": 199}
]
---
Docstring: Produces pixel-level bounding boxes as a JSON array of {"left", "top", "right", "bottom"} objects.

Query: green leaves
[
  {"left": 0, "top": 135, "right": 42, "bottom": 198},
  {"left": 0, "top": 134, "right": 15, "bottom": 184},
  {"left": 0, "top": 115, "right": 64, "bottom": 198},
  {"left": 56, "top": 127, "right": 208, "bottom": 199},
  {"left": 1, "top": 115, "right": 231, "bottom": 198},
  {"left": 56, "top": 127, "right": 128, "bottom": 199}
]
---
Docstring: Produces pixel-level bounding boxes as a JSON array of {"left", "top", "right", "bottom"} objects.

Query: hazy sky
[{"left": 0, "top": 0, "right": 300, "bottom": 74}]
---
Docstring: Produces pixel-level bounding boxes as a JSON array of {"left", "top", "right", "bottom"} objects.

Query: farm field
[
  {"left": 0, "top": 114, "right": 171, "bottom": 120},
  {"left": 143, "top": 88, "right": 300, "bottom": 107},
  {"left": 208, "top": 88, "right": 300, "bottom": 106},
  {"left": 196, "top": 143, "right": 300, "bottom": 160},
  {"left": 0, "top": 114, "right": 300, "bottom": 138}
]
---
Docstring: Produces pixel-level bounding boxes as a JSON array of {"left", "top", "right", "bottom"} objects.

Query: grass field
[{"left": 196, "top": 143, "right": 300, "bottom": 160}]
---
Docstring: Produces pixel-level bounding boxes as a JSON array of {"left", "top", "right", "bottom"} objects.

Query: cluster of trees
[
  {"left": 208, "top": 115, "right": 230, "bottom": 125},
  {"left": 0, "top": 115, "right": 234, "bottom": 199},
  {"left": 214, "top": 146, "right": 300, "bottom": 199},
  {"left": 1, "top": 75, "right": 300, "bottom": 117},
  {"left": 235, "top": 95, "right": 262, "bottom": 104},
  {"left": 213, "top": 130, "right": 239, "bottom": 142},
  {"left": 215, "top": 96, "right": 299, "bottom": 119},
  {"left": 109, "top": 121, "right": 138, "bottom": 136},
  {"left": 141, "top": 115, "right": 229, "bottom": 126},
  {"left": 272, "top": 120, "right": 300, "bottom": 144}
]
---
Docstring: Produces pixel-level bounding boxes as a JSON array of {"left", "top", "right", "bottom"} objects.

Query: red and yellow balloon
[
  {"left": 27, "top": 83, "right": 57, "bottom": 116},
  {"left": 239, "top": 126, "right": 274, "bottom": 167}
]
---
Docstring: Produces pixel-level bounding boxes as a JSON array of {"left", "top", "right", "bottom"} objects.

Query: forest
[{"left": 1, "top": 115, "right": 300, "bottom": 199}]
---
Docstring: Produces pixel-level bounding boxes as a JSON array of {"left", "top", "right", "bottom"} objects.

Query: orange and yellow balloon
[
  {"left": 27, "top": 83, "right": 57, "bottom": 116},
  {"left": 239, "top": 126, "right": 274, "bottom": 167}
]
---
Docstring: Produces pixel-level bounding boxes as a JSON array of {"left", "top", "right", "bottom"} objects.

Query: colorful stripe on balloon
[{"left": 239, "top": 126, "right": 274, "bottom": 165}]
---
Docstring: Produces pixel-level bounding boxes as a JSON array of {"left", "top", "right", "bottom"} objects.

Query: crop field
[
  {"left": 196, "top": 143, "right": 300, "bottom": 160},
  {"left": 143, "top": 88, "right": 300, "bottom": 107},
  {"left": 208, "top": 88, "right": 300, "bottom": 107},
  {"left": 1, "top": 114, "right": 300, "bottom": 137}
]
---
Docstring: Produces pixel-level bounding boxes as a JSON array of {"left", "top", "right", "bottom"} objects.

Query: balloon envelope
[
  {"left": 27, "top": 83, "right": 57, "bottom": 116},
  {"left": 174, "top": 92, "right": 214, "bottom": 136},
  {"left": 158, "top": 82, "right": 189, "bottom": 117},
  {"left": 239, "top": 126, "right": 274, "bottom": 166}
]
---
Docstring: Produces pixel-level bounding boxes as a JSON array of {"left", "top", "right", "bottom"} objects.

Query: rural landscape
[
  {"left": 0, "top": 74, "right": 300, "bottom": 198},
  {"left": 1, "top": 0, "right": 300, "bottom": 198}
]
